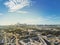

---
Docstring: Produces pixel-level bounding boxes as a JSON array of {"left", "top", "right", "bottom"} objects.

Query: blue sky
[{"left": 0, "top": 0, "right": 60, "bottom": 25}]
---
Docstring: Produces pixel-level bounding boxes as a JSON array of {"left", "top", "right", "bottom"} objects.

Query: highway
[{"left": 37, "top": 34, "right": 47, "bottom": 45}]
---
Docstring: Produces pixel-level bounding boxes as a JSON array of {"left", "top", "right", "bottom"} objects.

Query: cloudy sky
[{"left": 0, "top": 0, "right": 60, "bottom": 25}]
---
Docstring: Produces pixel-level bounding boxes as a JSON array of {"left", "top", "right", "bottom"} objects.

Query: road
[{"left": 37, "top": 34, "right": 47, "bottom": 45}]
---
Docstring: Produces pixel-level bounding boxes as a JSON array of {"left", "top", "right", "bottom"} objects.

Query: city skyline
[{"left": 0, "top": 0, "right": 60, "bottom": 25}]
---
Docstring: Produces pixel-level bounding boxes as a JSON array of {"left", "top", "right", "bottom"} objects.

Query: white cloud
[
  {"left": 4, "top": 0, "right": 31, "bottom": 12},
  {"left": 46, "top": 15, "right": 60, "bottom": 20},
  {"left": 18, "top": 17, "right": 50, "bottom": 24},
  {"left": 0, "top": 13, "right": 3, "bottom": 15},
  {"left": 16, "top": 11, "right": 28, "bottom": 14}
]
